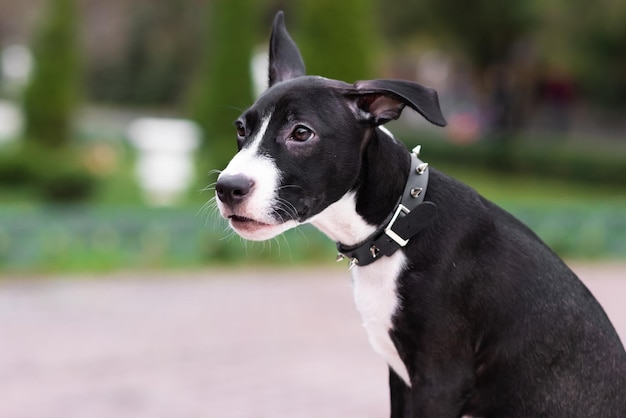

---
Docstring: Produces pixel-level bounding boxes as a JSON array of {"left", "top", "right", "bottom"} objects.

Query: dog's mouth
[
  {"left": 227, "top": 214, "right": 281, "bottom": 237},
  {"left": 229, "top": 214, "right": 269, "bottom": 226},
  {"left": 229, "top": 214, "right": 270, "bottom": 227},
  {"left": 223, "top": 211, "right": 299, "bottom": 241}
]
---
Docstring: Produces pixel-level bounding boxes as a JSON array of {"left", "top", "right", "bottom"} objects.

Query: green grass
[{"left": 436, "top": 163, "right": 626, "bottom": 207}]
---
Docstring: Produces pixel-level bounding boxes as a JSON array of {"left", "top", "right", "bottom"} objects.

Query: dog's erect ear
[
  {"left": 269, "top": 11, "right": 306, "bottom": 87},
  {"left": 345, "top": 79, "right": 447, "bottom": 127}
]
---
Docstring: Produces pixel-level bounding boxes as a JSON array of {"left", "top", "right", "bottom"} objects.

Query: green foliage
[
  {"left": 12, "top": 0, "right": 96, "bottom": 203},
  {"left": 396, "top": 129, "right": 626, "bottom": 188},
  {"left": 386, "top": 0, "right": 535, "bottom": 69},
  {"left": 87, "top": 0, "right": 199, "bottom": 105},
  {"left": 433, "top": 1, "right": 535, "bottom": 69},
  {"left": 0, "top": 207, "right": 335, "bottom": 273},
  {"left": 189, "top": 0, "right": 259, "bottom": 171},
  {"left": 22, "top": 0, "right": 81, "bottom": 148},
  {"left": 535, "top": 0, "right": 626, "bottom": 107},
  {"left": 378, "top": 0, "right": 626, "bottom": 107},
  {"left": 0, "top": 202, "right": 624, "bottom": 274},
  {"left": 0, "top": 142, "right": 98, "bottom": 202},
  {"left": 293, "top": 0, "right": 378, "bottom": 81}
]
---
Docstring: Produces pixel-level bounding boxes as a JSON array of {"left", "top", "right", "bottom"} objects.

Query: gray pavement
[{"left": 0, "top": 263, "right": 624, "bottom": 418}]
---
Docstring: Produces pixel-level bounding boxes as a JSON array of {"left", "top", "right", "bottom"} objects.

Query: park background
[
  {"left": 0, "top": 0, "right": 624, "bottom": 271},
  {"left": 0, "top": 1, "right": 625, "bottom": 417}
]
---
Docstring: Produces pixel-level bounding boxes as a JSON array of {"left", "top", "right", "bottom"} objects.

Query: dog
[{"left": 214, "top": 11, "right": 626, "bottom": 417}]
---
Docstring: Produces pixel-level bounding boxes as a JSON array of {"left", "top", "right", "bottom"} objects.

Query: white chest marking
[
  {"left": 308, "top": 192, "right": 375, "bottom": 245},
  {"left": 352, "top": 251, "right": 411, "bottom": 386},
  {"left": 310, "top": 193, "right": 411, "bottom": 385}
]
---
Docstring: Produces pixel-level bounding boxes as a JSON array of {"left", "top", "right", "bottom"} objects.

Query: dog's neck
[{"left": 309, "top": 128, "right": 410, "bottom": 247}]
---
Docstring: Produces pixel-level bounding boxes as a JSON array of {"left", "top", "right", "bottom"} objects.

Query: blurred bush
[
  {"left": 87, "top": 1, "right": 200, "bottom": 105},
  {"left": 407, "top": 131, "right": 626, "bottom": 187},
  {"left": 0, "top": 206, "right": 335, "bottom": 273},
  {"left": 11, "top": 0, "right": 99, "bottom": 203},
  {"left": 22, "top": 0, "right": 80, "bottom": 148},
  {"left": 0, "top": 142, "right": 98, "bottom": 202},
  {"left": 291, "top": 0, "right": 378, "bottom": 81},
  {"left": 188, "top": 0, "right": 258, "bottom": 172},
  {"left": 0, "top": 204, "right": 624, "bottom": 274}
]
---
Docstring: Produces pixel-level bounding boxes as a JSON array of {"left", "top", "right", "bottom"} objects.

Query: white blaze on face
[{"left": 216, "top": 112, "right": 299, "bottom": 240}]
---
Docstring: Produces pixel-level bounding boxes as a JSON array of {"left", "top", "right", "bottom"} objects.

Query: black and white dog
[{"left": 215, "top": 12, "right": 626, "bottom": 417}]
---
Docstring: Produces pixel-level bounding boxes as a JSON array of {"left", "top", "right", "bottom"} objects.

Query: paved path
[{"left": 0, "top": 263, "right": 624, "bottom": 418}]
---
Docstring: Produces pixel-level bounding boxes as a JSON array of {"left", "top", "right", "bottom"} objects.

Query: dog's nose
[{"left": 215, "top": 174, "right": 254, "bottom": 207}]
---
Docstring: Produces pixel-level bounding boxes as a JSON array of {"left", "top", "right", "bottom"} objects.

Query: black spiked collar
[{"left": 336, "top": 145, "right": 438, "bottom": 268}]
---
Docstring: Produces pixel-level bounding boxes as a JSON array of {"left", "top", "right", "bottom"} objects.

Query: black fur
[
  {"left": 388, "top": 162, "right": 626, "bottom": 416},
  {"left": 225, "top": 12, "right": 626, "bottom": 417}
]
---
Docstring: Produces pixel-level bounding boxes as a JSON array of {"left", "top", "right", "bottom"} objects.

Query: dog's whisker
[
  {"left": 238, "top": 235, "right": 249, "bottom": 254},
  {"left": 218, "top": 230, "right": 235, "bottom": 242},
  {"left": 199, "top": 182, "right": 218, "bottom": 193},
  {"left": 293, "top": 225, "right": 309, "bottom": 244},
  {"left": 278, "top": 233, "right": 295, "bottom": 262},
  {"left": 207, "top": 170, "right": 222, "bottom": 183},
  {"left": 197, "top": 196, "right": 214, "bottom": 213},
  {"left": 275, "top": 198, "right": 299, "bottom": 222},
  {"left": 278, "top": 184, "right": 307, "bottom": 193},
  {"left": 197, "top": 197, "right": 221, "bottom": 222}
]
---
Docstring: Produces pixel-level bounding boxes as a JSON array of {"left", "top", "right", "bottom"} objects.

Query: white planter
[
  {"left": 127, "top": 118, "right": 201, "bottom": 206},
  {"left": 0, "top": 100, "right": 22, "bottom": 143}
]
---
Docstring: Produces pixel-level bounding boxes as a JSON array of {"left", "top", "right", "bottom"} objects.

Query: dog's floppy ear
[
  {"left": 268, "top": 11, "right": 306, "bottom": 87},
  {"left": 345, "top": 79, "right": 447, "bottom": 127}
]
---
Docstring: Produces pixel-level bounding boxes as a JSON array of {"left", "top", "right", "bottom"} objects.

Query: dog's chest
[{"left": 351, "top": 252, "right": 411, "bottom": 385}]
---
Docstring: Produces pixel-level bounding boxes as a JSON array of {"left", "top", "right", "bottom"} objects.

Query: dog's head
[{"left": 215, "top": 12, "right": 446, "bottom": 241}]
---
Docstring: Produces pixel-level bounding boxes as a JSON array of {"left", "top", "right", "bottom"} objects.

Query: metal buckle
[{"left": 384, "top": 204, "right": 410, "bottom": 246}]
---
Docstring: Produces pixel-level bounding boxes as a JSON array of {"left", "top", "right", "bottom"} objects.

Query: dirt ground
[{"left": 0, "top": 262, "right": 624, "bottom": 418}]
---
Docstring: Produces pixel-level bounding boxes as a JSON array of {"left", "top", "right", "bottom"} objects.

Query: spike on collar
[{"left": 336, "top": 146, "right": 437, "bottom": 268}]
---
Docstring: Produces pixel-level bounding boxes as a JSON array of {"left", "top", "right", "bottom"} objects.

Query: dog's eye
[
  {"left": 291, "top": 125, "right": 314, "bottom": 142},
  {"left": 234, "top": 121, "right": 246, "bottom": 138}
]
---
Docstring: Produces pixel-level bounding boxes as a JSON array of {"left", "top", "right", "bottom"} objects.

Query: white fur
[
  {"left": 352, "top": 251, "right": 410, "bottom": 385},
  {"left": 308, "top": 192, "right": 375, "bottom": 246},
  {"left": 310, "top": 192, "right": 411, "bottom": 386},
  {"left": 219, "top": 116, "right": 275, "bottom": 215},
  {"left": 216, "top": 113, "right": 298, "bottom": 240}
]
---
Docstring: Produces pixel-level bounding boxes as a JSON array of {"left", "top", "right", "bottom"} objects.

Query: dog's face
[
  {"left": 215, "top": 12, "right": 445, "bottom": 241},
  {"left": 215, "top": 77, "right": 368, "bottom": 240}
]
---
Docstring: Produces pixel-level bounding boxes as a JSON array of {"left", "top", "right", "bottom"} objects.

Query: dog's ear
[
  {"left": 268, "top": 11, "right": 306, "bottom": 87},
  {"left": 345, "top": 79, "right": 447, "bottom": 127}
]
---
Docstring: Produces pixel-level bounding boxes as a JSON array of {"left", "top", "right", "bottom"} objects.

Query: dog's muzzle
[
  {"left": 215, "top": 174, "right": 254, "bottom": 210},
  {"left": 215, "top": 172, "right": 302, "bottom": 241}
]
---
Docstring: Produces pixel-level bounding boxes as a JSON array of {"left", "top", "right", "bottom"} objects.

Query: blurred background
[
  {"left": 0, "top": 1, "right": 624, "bottom": 417},
  {"left": 0, "top": 0, "right": 624, "bottom": 272}
]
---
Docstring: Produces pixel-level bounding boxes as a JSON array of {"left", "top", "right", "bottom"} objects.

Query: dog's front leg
[
  {"left": 389, "top": 330, "right": 476, "bottom": 418},
  {"left": 390, "top": 367, "right": 473, "bottom": 418},
  {"left": 405, "top": 358, "right": 475, "bottom": 418},
  {"left": 389, "top": 367, "right": 411, "bottom": 417}
]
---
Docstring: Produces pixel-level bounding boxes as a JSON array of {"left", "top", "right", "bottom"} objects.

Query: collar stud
[
  {"left": 410, "top": 187, "right": 423, "bottom": 198},
  {"left": 348, "top": 258, "right": 358, "bottom": 270}
]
